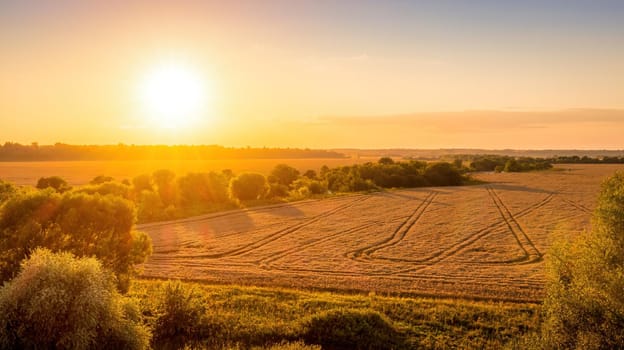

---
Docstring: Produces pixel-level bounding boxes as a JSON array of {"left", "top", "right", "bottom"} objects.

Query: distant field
[
  {"left": 139, "top": 164, "right": 624, "bottom": 302},
  {"left": 0, "top": 157, "right": 378, "bottom": 186}
]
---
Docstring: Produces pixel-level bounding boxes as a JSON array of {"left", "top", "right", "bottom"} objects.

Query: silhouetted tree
[
  {"left": 36, "top": 176, "right": 71, "bottom": 193},
  {"left": 270, "top": 164, "right": 300, "bottom": 187},
  {"left": 229, "top": 173, "right": 268, "bottom": 200}
]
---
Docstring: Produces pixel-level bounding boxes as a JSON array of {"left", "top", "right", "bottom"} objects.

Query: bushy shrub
[
  {"left": 0, "top": 190, "right": 152, "bottom": 288},
  {"left": 270, "top": 164, "right": 300, "bottom": 187},
  {"left": 90, "top": 175, "right": 114, "bottom": 185},
  {"left": 74, "top": 181, "right": 132, "bottom": 199},
  {"left": 541, "top": 172, "right": 624, "bottom": 349},
  {"left": 152, "top": 281, "right": 219, "bottom": 350},
  {"left": 132, "top": 174, "right": 153, "bottom": 193},
  {"left": 268, "top": 183, "right": 290, "bottom": 198},
  {"left": 36, "top": 176, "right": 71, "bottom": 192},
  {"left": 0, "top": 179, "right": 16, "bottom": 204},
  {"left": 0, "top": 249, "right": 150, "bottom": 350},
  {"left": 152, "top": 169, "right": 177, "bottom": 206},
  {"left": 302, "top": 309, "right": 406, "bottom": 350},
  {"left": 424, "top": 162, "right": 463, "bottom": 186},
  {"left": 229, "top": 173, "right": 269, "bottom": 201},
  {"left": 177, "top": 172, "right": 229, "bottom": 206}
]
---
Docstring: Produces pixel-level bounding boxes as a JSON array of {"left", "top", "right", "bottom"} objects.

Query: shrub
[
  {"left": 74, "top": 181, "right": 132, "bottom": 199},
  {"left": 424, "top": 162, "right": 463, "bottom": 186},
  {"left": 0, "top": 179, "right": 16, "bottom": 204},
  {"left": 36, "top": 176, "right": 71, "bottom": 192},
  {"left": 177, "top": 172, "right": 229, "bottom": 206},
  {"left": 152, "top": 281, "right": 218, "bottom": 350},
  {"left": 268, "top": 183, "right": 290, "bottom": 198},
  {"left": 302, "top": 309, "right": 406, "bottom": 350},
  {"left": 0, "top": 249, "right": 150, "bottom": 350},
  {"left": 541, "top": 172, "right": 624, "bottom": 348},
  {"left": 229, "top": 173, "right": 269, "bottom": 201},
  {"left": 152, "top": 169, "right": 177, "bottom": 206},
  {"left": 132, "top": 174, "right": 153, "bottom": 193},
  {"left": 0, "top": 190, "right": 152, "bottom": 289},
  {"left": 90, "top": 175, "right": 114, "bottom": 185},
  {"left": 270, "top": 164, "right": 300, "bottom": 187}
]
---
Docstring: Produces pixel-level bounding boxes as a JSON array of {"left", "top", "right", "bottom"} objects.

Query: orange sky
[{"left": 1, "top": 1, "right": 623, "bottom": 149}]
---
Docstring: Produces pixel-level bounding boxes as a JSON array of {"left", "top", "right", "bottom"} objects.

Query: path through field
[{"left": 140, "top": 165, "right": 624, "bottom": 302}]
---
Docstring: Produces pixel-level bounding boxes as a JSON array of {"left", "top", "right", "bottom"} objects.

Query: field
[
  {"left": 137, "top": 164, "right": 624, "bottom": 302},
  {"left": 0, "top": 157, "right": 378, "bottom": 186}
]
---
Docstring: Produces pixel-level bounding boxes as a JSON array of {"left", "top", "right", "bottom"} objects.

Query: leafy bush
[
  {"left": 0, "top": 179, "right": 16, "bottom": 204},
  {"left": 132, "top": 174, "right": 153, "bottom": 193},
  {"left": 36, "top": 176, "right": 71, "bottom": 192},
  {"left": 74, "top": 181, "right": 132, "bottom": 199},
  {"left": 90, "top": 175, "right": 114, "bottom": 185},
  {"left": 270, "top": 164, "right": 300, "bottom": 187},
  {"left": 152, "top": 169, "right": 177, "bottom": 206},
  {"left": 541, "top": 172, "right": 624, "bottom": 348},
  {"left": 152, "top": 281, "right": 223, "bottom": 350},
  {"left": 229, "top": 173, "right": 269, "bottom": 201},
  {"left": 0, "top": 190, "right": 152, "bottom": 289},
  {"left": 302, "top": 309, "right": 406, "bottom": 350},
  {"left": 177, "top": 172, "right": 229, "bottom": 206},
  {"left": 424, "top": 162, "right": 463, "bottom": 186},
  {"left": 0, "top": 249, "right": 150, "bottom": 350}
]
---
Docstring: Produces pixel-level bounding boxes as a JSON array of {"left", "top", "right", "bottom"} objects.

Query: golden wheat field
[{"left": 138, "top": 164, "right": 622, "bottom": 302}]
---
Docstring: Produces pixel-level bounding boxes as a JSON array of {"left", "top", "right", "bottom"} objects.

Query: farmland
[{"left": 139, "top": 164, "right": 624, "bottom": 302}]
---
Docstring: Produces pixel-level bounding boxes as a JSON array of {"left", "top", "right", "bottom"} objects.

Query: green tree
[
  {"left": 36, "top": 176, "right": 71, "bottom": 193},
  {"left": 424, "top": 162, "right": 463, "bottom": 186},
  {"left": 270, "top": 164, "right": 300, "bottom": 187},
  {"left": 229, "top": 173, "right": 268, "bottom": 201},
  {"left": 177, "top": 172, "right": 229, "bottom": 207},
  {"left": 542, "top": 172, "right": 624, "bottom": 349},
  {"left": 132, "top": 174, "right": 153, "bottom": 193},
  {"left": 0, "top": 179, "right": 16, "bottom": 204},
  {"left": 0, "top": 249, "right": 150, "bottom": 350},
  {"left": 0, "top": 190, "right": 152, "bottom": 290},
  {"left": 152, "top": 169, "right": 177, "bottom": 206},
  {"left": 90, "top": 175, "right": 115, "bottom": 185}
]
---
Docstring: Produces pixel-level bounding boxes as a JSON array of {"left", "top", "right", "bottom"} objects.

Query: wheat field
[{"left": 139, "top": 164, "right": 624, "bottom": 302}]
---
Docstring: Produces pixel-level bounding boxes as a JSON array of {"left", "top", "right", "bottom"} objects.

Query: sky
[{"left": 1, "top": 0, "right": 623, "bottom": 149}]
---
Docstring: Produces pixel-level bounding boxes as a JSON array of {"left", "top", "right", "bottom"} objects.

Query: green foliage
[
  {"left": 36, "top": 176, "right": 71, "bottom": 192},
  {"left": 152, "top": 169, "right": 177, "bottom": 206},
  {"left": 424, "top": 162, "right": 463, "bottom": 186},
  {"left": 90, "top": 175, "right": 115, "bottom": 185},
  {"left": 151, "top": 281, "right": 221, "bottom": 350},
  {"left": 178, "top": 172, "right": 229, "bottom": 206},
  {"left": 132, "top": 174, "right": 154, "bottom": 193},
  {"left": 74, "top": 181, "right": 132, "bottom": 199},
  {"left": 302, "top": 170, "right": 317, "bottom": 179},
  {"left": 0, "top": 179, "right": 16, "bottom": 205},
  {"left": 271, "top": 164, "right": 300, "bottom": 187},
  {"left": 378, "top": 157, "right": 394, "bottom": 165},
  {"left": 467, "top": 155, "right": 552, "bottom": 172},
  {"left": 229, "top": 173, "right": 269, "bottom": 201},
  {"left": 0, "top": 249, "right": 150, "bottom": 350},
  {"left": 0, "top": 190, "right": 151, "bottom": 288},
  {"left": 302, "top": 309, "right": 406, "bottom": 349},
  {"left": 541, "top": 172, "right": 624, "bottom": 349}
]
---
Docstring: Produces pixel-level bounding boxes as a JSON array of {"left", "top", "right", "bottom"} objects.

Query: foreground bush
[
  {"left": 152, "top": 281, "right": 218, "bottom": 349},
  {"left": 0, "top": 249, "right": 150, "bottom": 350},
  {"left": 302, "top": 309, "right": 407, "bottom": 350},
  {"left": 540, "top": 172, "right": 624, "bottom": 349},
  {"left": 0, "top": 190, "right": 152, "bottom": 288}
]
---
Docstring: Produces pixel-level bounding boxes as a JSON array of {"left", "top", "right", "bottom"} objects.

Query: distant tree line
[
  {"left": 457, "top": 155, "right": 553, "bottom": 172},
  {"left": 0, "top": 142, "right": 346, "bottom": 161},
  {"left": 549, "top": 155, "right": 624, "bottom": 164},
  {"left": 1, "top": 158, "right": 466, "bottom": 224}
]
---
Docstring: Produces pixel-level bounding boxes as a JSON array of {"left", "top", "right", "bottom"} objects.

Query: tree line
[{"left": 0, "top": 142, "right": 346, "bottom": 161}]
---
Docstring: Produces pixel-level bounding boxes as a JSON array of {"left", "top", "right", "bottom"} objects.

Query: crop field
[
  {"left": 0, "top": 157, "right": 377, "bottom": 186},
  {"left": 139, "top": 164, "right": 622, "bottom": 302}
]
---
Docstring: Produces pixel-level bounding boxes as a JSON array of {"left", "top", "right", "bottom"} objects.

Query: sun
[{"left": 138, "top": 62, "right": 208, "bottom": 129}]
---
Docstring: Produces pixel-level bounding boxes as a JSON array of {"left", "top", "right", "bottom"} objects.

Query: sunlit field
[
  {"left": 0, "top": 157, "right": 378, "bottom": 186},
  {"left": 139, "top": 164, "right": 624, "bottom": 302}
]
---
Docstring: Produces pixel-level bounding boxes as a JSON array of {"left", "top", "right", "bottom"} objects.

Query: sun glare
[{"left": 139, "top": 62, "right": 208, "bottom": 129}]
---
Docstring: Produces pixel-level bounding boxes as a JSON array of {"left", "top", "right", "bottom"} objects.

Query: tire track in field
[
  {"left": 486, "top": 186, "right": 542, "bottom": 263},
  {"left": 349, "top": 188, "right": 552, "bottom": 266},
  {"left": 191, "top": 195, "right": 371, "bottom": 259},
  {"left": 347, "top": 191, "right": 438, "bottom": 260},
  {"left": 258, "top": 221, "right": 382, "bottom": 268},
  {"left": 560, "top": 197, "right": 592, "bottom": 214}
]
